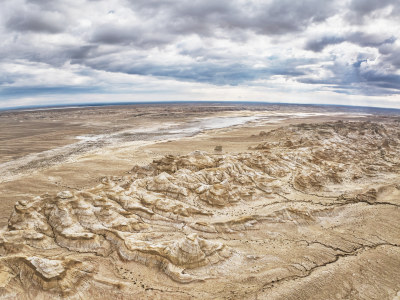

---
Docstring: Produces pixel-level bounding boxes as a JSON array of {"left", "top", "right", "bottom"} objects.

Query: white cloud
[{"left": 0, "top": 0, "right": 399, "bottom": 109}]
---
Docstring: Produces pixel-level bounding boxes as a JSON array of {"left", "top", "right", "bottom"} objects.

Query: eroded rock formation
[{"left": 0, "top": 121, "right": 399, "bottom": 299}]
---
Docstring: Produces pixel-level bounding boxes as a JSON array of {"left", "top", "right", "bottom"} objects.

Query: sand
[{"left": 0, "top": 103, "right": 399, "bottom": 299}]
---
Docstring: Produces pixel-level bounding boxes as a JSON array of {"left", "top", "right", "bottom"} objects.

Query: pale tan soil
[
  {"left": 0, "top": 104, "right": 399, "bottom": 299},
  {"left": 0, "top": 105, "right": 370, "bottom": 227}
]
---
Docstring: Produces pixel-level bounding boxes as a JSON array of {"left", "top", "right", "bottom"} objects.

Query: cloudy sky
[{"left": 1, "top": 0, "right": 400, "bottom": 109}]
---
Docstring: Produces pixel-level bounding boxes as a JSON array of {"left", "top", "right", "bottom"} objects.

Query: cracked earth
[{"left": 0, "top": 119, "right": 400, "bottom": 299}]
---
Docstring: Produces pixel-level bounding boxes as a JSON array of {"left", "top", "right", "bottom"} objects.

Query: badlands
[{"left": 0, "top": 103, "right": 399, "bottom": 299}]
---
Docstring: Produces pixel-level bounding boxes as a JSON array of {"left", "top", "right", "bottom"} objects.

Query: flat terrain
[{"left": 0, "top": 103, "right": 399, "bottom": 299}]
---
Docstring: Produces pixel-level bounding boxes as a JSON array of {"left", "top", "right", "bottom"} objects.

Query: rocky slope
[{"left": 0, "top": 120, "right": 399, "bottom": 299}]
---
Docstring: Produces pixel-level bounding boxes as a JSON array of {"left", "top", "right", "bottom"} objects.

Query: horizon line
[{"left": 1, "top": 100, "right": 400, "bottom": 113}]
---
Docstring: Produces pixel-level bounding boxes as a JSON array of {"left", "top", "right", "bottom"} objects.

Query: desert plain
[{"left": 0, "top": 102, "right": 399, "bottom": 299}]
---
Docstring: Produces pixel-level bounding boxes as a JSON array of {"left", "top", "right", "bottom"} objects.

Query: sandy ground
[
  {"left": 0, "top": 103, "right": 399, "bottom": 299},
  {"left": 0, "top": 104, "right": 373, "bottom": 227}
]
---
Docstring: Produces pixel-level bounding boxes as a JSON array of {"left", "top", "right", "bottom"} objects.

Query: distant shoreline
[{"left": 1, "top": 100, "right": 400, "bottom": 114}]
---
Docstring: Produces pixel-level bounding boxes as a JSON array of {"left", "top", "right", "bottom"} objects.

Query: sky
[{"left": 1, "top": 0, "right": 400, "bottom": 109}]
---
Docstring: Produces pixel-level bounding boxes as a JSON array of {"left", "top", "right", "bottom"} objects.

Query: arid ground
[{"left": 0, "top": 103, "right": 399, "bottom": 299}]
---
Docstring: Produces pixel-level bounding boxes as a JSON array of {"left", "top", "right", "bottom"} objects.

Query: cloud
[
  {"left": 0, "top": 0, "right": 399, "bottom": 108},
  {"left": 298, "top": 53, "right": 400, "bottom": 96},
  {"left": 126, "top": 0, "right": 336, "bottom": 36},
  {"left": 90, "top": 24, "right": 174, "bottom": 48},
  {"left": 6, "top": 8, "right": 65, "bottom": 33},
  {"left": 305, "top": 36, "right": 346, "bottom": 52},
  {"left": 347, "top": 32, "right": 396, "bottom": 48},
  {"left": 306, "top": 32, "right": 396, "bottom": 52},
  {"left": 0, "top": 86, "right": 102, "bottom": 97},
  {"left": 346, "top": 0, "right": 400, "bottom": 23},
  {"left": 67, "top": 45, "right": 99, "bottom": 60}
]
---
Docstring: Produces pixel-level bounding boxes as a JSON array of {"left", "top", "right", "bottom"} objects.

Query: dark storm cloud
[
  {"left": 90, "top": 25, "right": 137, "bottom": 45},
  {"left": 243, "top": 0, "right": 335, "bottom": 35},
  {"left": 306, "top": 32, "right": 396, "bottom": 52},
  {"left": 347, "top": 33, "right": 396, "bottom": 48},
  {"left": 302, "top": 36, "right": 400, "bottom": 95},
  {"left": 87, "top": 0, "right": 337, "bottom": 48},
  {"left": 378, "top": 45, "right": 400, "bottom": 69},
  {"left": 84, "top": 61, "right": 265, "bottom": 85},
  {"left": 90, "top": 25, "right": 174, "bottom": 48},
  {"left": 67, "top": 45, "right": 99, "bottom": 60},
  {"left": 76, "top": 55, "right": 309, "bottom": 85},
  {"left": 349, "top": 0, "right": 392, "bottom": 15},
  {"left": 305, "top": 36, "right": 346, "bottom": 52},
  {"left": 6, "top": 9, "right": 64, "bottom": 33},
  {"left": 1, "top": 0, "right": 400, "bottom": 102},
  {"left": 362, "top": 71, "right": 400, "bottom": 91},
  {"left": 346, "top": 0, "right": 400, "bottom": 23},
  {"left": 126, "top": 0, "right": 336, "bottom": 36},
  {"left": 299, "top": 55, "right": 400, "bottom": 95}
]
